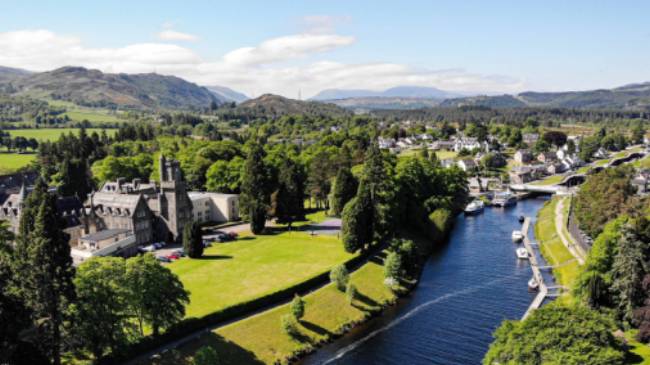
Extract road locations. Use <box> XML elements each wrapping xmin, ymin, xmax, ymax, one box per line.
<box><xmin>554</xmin><ymin>197</ymin><xmax>585</xmax><ymax>265</ymax></box>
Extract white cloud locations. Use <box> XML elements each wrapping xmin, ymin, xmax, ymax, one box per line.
<box><xmin>157</xmin><ymin>30</ymin><xmax>198</xmax><ymax>42</ymax></box>
<box><xmin>300</xmin><ymin>15</ymin><xmax>351</xmax><ymax>34</ymax></box>
<box><xmin>0</xmin><ymin>29</ymin><xmax>525</xmax><ymax>98</ymax></box>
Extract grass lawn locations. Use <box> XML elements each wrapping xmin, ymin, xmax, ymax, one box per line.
<box><xmin>530</xmin><ymin>174</ymin><xmax>565</xmax><ymax>186</ymax></box>
<box><xmin>627</xmin><ymin>331</ymin><xmax>650</xmax><ymax>365</ymax></box>
<box><xmin>169</xmin><ymin>230</ymin><xmax>354</xmax><ymax>319</ymax></box>
<box><xmin>633</xmin><ymin>155</ymin><xmax>650</xmax><ymax>169</ymax></box>
<box><xmin>146</xmin><ymin>250</ymin><xmax>398</xmax><ymax>365</ymax></box>
<box><xmin>0</xmin><ymin>153</ymin><xmax>36</xmax><ymax>174</ymax></box>
<box><xmin>534</xmin><ymin>197</ymin><xmax>581</xmax><ymax>298</ymax></box>
<box><xmin>398</xmin><ymin>148</ymin><xmax>457</xmax><ymax>161</ymax></box>
<box><xmin>7</xmin><ymin>128</ymin><xmax>116</xmax><ymax>142</ymax></box>
<box><xmin>47</xmin><ymin>99</ymin><xmax>125</xmax><ymax>123</ymax></box>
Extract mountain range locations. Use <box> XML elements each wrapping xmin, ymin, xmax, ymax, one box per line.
<box><xmin>207</xmin><ymin>85</ymin><xmax>249</xmax><ymax>103</ymax></box>
<box><xmin>232</xmin><ymin>94</ymin><xmax>350</xmax><ymax>119</ymax></box>
<box><xmin>310</xmin><ymin>86</ymin><xmax>463</xmax><ymax>100</ymax></box>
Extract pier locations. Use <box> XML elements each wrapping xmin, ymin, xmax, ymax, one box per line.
<box><xmin>521</xmin><ymin>217</ymin><xmax>548</xmax><ymax>320</ymax></box>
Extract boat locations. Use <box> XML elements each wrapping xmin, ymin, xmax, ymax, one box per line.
<box><xmin>516</xmin><ymin>247</ymin><xmax>529</xmax><ymax>259</ymax></box>
<box><xmin>518</xmin><ymin>215</ymin><xmax>525</xmax><ymax>223</ymax></box>
<box><xmin>528</xmin><ymin>277</ymin><xmax>539</xmax><ymax>291</ymax></box>
<box><xmin>464</xmin><ymin>200</ymin><xmax>485</xmax><ymax>215</ymax></box>
<box><xmin>492</xmin><ymin>191</ymin><xmax>517</xmax><ymax>207</ymax></box>
<box><xmin>511</xmin><ymin>230</ymin><xmax>524</xmax><ymax>242</ymax></box>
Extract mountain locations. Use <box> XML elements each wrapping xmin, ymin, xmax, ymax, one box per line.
<box><xmin>440</xmin><ymin>83</ymin><xmax>650</xmax><ymax>110</ymax></box>
<box><xmin>2</xmin><ymin>66</ymin><xmax>222</xmax><ymax>110</ymax></box>
<box><xmin>311</xmin><ymin>85</ymin><xmax>461</xmax><ymax>101</ymax></box>
<box><xmin>0</xmin><ymin>66</ymin><xmax>32</xmax><ymax>83</ymax></box>
<box><xmin>326</xmin><ymin>97</ymin><xmax>442</xmax><ymax>110</ymax></box>
<box><xmin>232</xmin><ymin>94</ymin><xmax>351</xmax><ymax>118</ymax></box>
<box><xmin>207</xmin><ymin>85</ymin><xmax>249</xmax><ymax>103</ymax></box>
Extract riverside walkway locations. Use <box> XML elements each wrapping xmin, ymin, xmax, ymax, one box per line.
<box><xmin>521</xmin><ymin>217</ymin><xmax>548</xmax><ymax>320</ymax></box>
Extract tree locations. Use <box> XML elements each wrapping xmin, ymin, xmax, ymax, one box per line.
<box><xmin>125</xmin><ymin>254</ymin><xmax>190</xmax><ymax>336</ymax></box>
<box><xmin>240</xmin><ymin>140</ymin><xmax>271</xmax><ymax>234</ymax></box>
<box><xmin>330</xmin><ymin>265</ymin><xmax>349</xmax><ymax>292</ymax></box>
<box><xmin>346</xmin><ymin>283</ymin><xmax>357</xmax><ymax>304</ymax></box>
<box><xmin>384</xmin><ymin>251</ymin><xmax>402</xmax><ymax>280</ymax></box>
<box><xmin>291</xmin><ymin>294</ymin><xmax>305</xmax><ymax>320</ymax></box>
<box><xmin>341</xmin><ymin>186</ymin><xmax>372</xmax><ymax>253</ymax></box>
<box><xmin>15</xmin><ymin>190</ymin><xmax>75</xmax><ymax>365</ymax></box>
<box><xmin>566</xmin><ymin>139</ymin><xmax>576</xmax><ymax>155</ymax></box>
<box><xmin>579</xmin><ymin>135</ymin><xmax>600</xmax><ymax>162</ymax></box>
<box><xmin>192</xmin><ymin>346</ymin><xmax>219</xmax><ymax>365</ymax></box>
<box><xmin>71</xmin><ymin>257</ymin><xmax>132</xmax><ymax>360</ymax></box>
<box><xmin>183</xmin><ymin>221</ymin><xmax>204</xmax><ymax>258</ymax></box>
<box><xmin>205</xmin><ymin>157</ymin><xmax>244</xmax><ymax>193</ymax></box>
<box><xmin>632</xmin><ymin>123</ymin><xmax>646</xmax><ymax>145</ymax></box>
<box><xmin>281</xmin><ymin>314</ymin><xmax>300</xmax><ymax>338</ymax></box>
<box><xmin>269</xmin><ymin>157</ymin><xmax>305</xmax><ymax>228</ymax></box>
<box><xmin>484</xmin><ymin>305</ymin><xmax>625</xmax><ymax>365</ymax></box>
<box><xmin>611</xmin><ymin>224</ymin><xmax>647</xmax><ymax>323</ymax></box>
<box><xmin>329</xmin><ymin>166</ymin><xmax>358</xmax><ymax>217</ymax></box>
<box><xmin>542</xmin><ymin>131</ymin><xmax>568</xmax><ymax>147</ymax></box>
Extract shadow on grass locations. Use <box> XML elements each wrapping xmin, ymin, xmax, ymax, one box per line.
<box><xmin>625</xmin><ymin>350</ymin><xmax>644</xmax><ymax>365</ymax></box>
<box><xmin>198</xmin><ymin>255</ymin><xmax>233</xmax><ymax>260</ymax></box>
<box><xmin>300</xmin><ymin>320</ymin><xmax>333</xmax><ymax>337</ymax></box>
<box><xmin>354</xmin><ymin>290</ymin><xmax>379</xmax><ymax>308</ymax></box>
<box><xmin>153</xmin><ymin>332</ymin><xmax>264</xmax><ymax>365</ymax></box>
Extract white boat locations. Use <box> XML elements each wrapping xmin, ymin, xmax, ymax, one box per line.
<box><xmin>511</xmin><ymin>230</ymin><xmax>524</xmax><ymax>242</ymax></box>
<box><xmin>528</xmin><ymin>277</ymin><xmax>539</xmax><ymax>291</ymax></box>
<box><xmin>464</xmin><ymin>200</ymin><xmax>485</xmax><ymax>215</ymax></box>
<box><xmin>516</xmin><ymin>247</ymin><xmax>529</xmax><ymax>259</ymax></box>
<box><xmin>493</xmin><ymin>191</ymin><xmax>517</xmax><ymax>207</ymax></box>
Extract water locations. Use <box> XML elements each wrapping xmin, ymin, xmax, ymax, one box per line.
<box><xmin>300</xmin><ymin>197</ymin><xmax>551</xmax><ymax>365</ymax></box>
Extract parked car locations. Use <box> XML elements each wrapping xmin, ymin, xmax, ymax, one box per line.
<box><xmin>173</xmin><ymin>249</ymin><xmax>185</xmax><ymax>257</ymax></box>
<box><xmin>153</xmin><ymin>242</ymin><xmax>165</xmax><ymax>249</ymax></box>
<box><xmin>156</xmin><ymin>256</ymin><xmax>171</xmax><ymax>263</ymax></box>
<box><xmin>140</xmin><ymin>245</ymin><xmax>155</xmax><ymax>252</ymax></box>
<box><xmin>167</xmin><ymin>254</ymin><xmax>180</xmax><ymax>260</ymax></box>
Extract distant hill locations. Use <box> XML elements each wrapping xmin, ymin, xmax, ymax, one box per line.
<box><xmin>207</xmin><ymin>85</ymin><xmax>249</xmax><ymax>103</ymax></box>
<box><xmin>0</xmin><ymin>66</ymin><xmax>32</xmax><ymax>85</ymax></box>
<box><xmin>440</xmin><ymin>83</ymin><xmax>650</xmax><ymax>110</ymax></box>
<box><xmin>232</xmin><ymin>94</ymin><xmax>351</xmax><ymax>118</ymax></box>
<box><xmin>1</xmin><ymin>66</ymin><xmax>222</xmax><ymax>110</ymax></box>
<box><xmin>327</xmin><ymin>97</ymin><xmax>442</xmax><ymax>110</ymax></box>
<box><xmin>311</xmin><ymin>85</ymin><xmax>461</xmax><ymax>101</ymax></box>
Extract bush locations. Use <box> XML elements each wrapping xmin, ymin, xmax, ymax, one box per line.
<box><xmin>384</xmin><ymin>251</ymin><xmax>402</xmax><ymax>280</ymax></box>
<box><xmin>192</xmin><ymin>346</ymin><xmax>218</xmax><ymax>365</ymax></box>
<box><xmin>346</xmin><ymin>283</ymin><xmax>357</xmax><ymax>304</ymax></box>
<box><xmin>330</xmin><ymin>265</ymin><xmax>349</xmax><ymax>292</ymax></box>
<box><xmin>428</xmin><ymin>208</ymin><xmax>452</xmax><ymax>243</ymax></box>
<box><xmin>281</xmin><ymin>314</ymin><xmax>300</xmax><ymax>338</ymax></box>
<box><xmin>291</xmin><ymin>294</ymin><xmax>305</xmax><ymax>320</ymax></box>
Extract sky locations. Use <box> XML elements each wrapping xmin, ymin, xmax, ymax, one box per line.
<box><xmin>0</xmin><ymin>0</ymin><xmax>649</xmax><ymax>98</ymax></box>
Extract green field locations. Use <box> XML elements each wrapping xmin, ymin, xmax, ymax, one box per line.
<box><xmin>530</xmin><ymin>174</ymin><xmax>565</xmax><ymax>186</ymax></box>
<box><xmin>7</xmin><ymin>128</ymin><xmax>116</xmax><ymax>142</ymax></box>
<box><xmin>0</xmin><ymin>153</ymin><xmax>36</xmax><ymax>174</ymax></box>
<box><xmin>146</xmin><ymin>249</ymin><xmax>398</xmax><ymax>365</ymax></box>
<box><xmin>534</xmin><ymin>197</ymin><xmax>581</xmax><ymax>302</ymax></box>
<box><xmin>399</xmin><ymin>148</ymin><xmax>457</xmax><ymax>160</ymax></box>
<box><xmin>47</xmin><ymin>99</ymin><xmax>125</xmax><ymax>123</ymax></box>
<box><xmin>169</xmin><ymin>230</ymin><xmax>354</xmax><ymax>319</ymax></box>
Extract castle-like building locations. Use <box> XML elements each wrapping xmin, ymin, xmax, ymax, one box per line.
<box><xmin>84</xmin><ymin>155</ymin><xmax>193</xmax><ymax>245</ymax></box>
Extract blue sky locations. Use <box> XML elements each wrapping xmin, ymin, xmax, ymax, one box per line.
<box><xmin>1</xmin><ymin>0</ymin><xmax>649</xmax><ymax>97</ymax></box>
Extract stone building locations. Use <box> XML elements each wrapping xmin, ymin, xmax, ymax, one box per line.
<box><xmin>85</xmin><ymin>155</ymin><xmax>193</xmax><ymax>244</ymax></box>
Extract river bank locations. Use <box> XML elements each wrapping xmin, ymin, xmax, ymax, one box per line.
<box><xmin>300</xmin><ymin>197</ymin><xmax>551</xmax><ymax>365</ymax></box>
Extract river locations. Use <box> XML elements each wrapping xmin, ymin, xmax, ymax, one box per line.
<box><xmin>300</xmin><ymin>196</ymin><xmax>553</xmax><ymax>365</ymax></box>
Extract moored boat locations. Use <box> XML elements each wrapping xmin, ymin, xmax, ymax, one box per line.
<box><xmin>493</xmin><ymin>191</ymin><xmax>517</xmax><ymax>207</ymax></box>
<box><xmin>528</xmin><ymin>277</ymin><xmax>539</xmax><ymax>291</ymax></box>
<box><xmin>518</xmin><ymin>215</ymin><xmax>525</xmax><ymax>223</ymax></box>
<box><xmin>464</xmin><ymin>200</ymin><xmax>485</xmax><ymax>215</ymax></box>
<box><xmin>516</xmin><ymin>247</ymin><xmax>529</xmax><ymax>259</ymax></box>
<box><xmin>511</xmin><ymin>230</ymin><xmax>523</xmax><ymax>242</ymax></box>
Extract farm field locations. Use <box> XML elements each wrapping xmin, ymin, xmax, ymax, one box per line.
<box><xmin>0</xmin><ymin>153</ymin><xmax>36</xmax><ymax>174</ymax></box>
<box><xmin>7</xmin><ymin>128</ymin><xmax>116</xmax><ymax>142</ymax></box>
<box><xmin>168</xmin><ymin>229</ymin><xmax>355</xmax><ymax>319</ymax></box>
<box><xmin>47</xmin><ymin>99</ymin><xmax>126</xmax><ymax>123</ymax></box>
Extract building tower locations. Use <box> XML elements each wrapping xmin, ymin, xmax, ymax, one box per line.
<box><xmin>158</xmin><ymin>155</ymin><xmax>192</xmax><ymax>242</ymax></box>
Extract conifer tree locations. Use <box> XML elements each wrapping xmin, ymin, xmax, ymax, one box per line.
<box><xmin>330</xmin><ymin>166</ymin><xmax>358</xmax><ymax>217</ymax></box>
<box><xmin>241</xmin><ymin>140</ymin><xmax>270</xmax><ymax>234</ymax></box>
<box><xmin>183</xmin><ymin>221</ymin><xmax>204</xmax><ymax>258</ymax></box>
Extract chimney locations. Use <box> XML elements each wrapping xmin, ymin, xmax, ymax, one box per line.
<box><xmin>117</xmin><ymin>178</ymin><xmax>125</xmax><ymax>190</ymax></box>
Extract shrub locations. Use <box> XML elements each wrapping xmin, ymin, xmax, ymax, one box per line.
<box><xmin>192</xmin><ymin>346</ymin><xmax>219</xmax><ymax>365</ymax></box>
<box><xmin>428</xmin><ymin>208</ymin><xmax>452</xmax><ymax>243</ymax></box>
<box><xmin>384</xmin><ymin>251</ymin><xmax>402</xmax><ymax>280</ymax></box>
<box><xmin>346</xmin><ymin>283</ymin><xmax>357</xmax><ymax>304</ymax></box>
<box><xmin>330</xmin><ymin>265</ymin><xmax>349</xmax><ymax>292</ymax></box>
<box><xmin>291</xmin><ymin>294</ymin><xmax>305</xmax><ymax>320</ymax></box>
<box><xmin>281</xmin><ymin>314</ymin><xmax>300</xmax><ymax>338</ymax></box>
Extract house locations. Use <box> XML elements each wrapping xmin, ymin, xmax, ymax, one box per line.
<box><xmin>594</xmin><ymin>147</ymin><xmax>609</xmax><ymax>159</ymax></box>
<box><xmin>457</xmin><ymin>159</ymin><xmax>477</xmax><ymax>172</ymax></box>
<box><xmin>537</xmin><ymin>152</ymin><xmax>556</xmax><ymax>163</ymax></box>
<box><xmin>430</xmin><ymin>140</ymin><xmax>455</xmax><ymax>151</ymax></box>
<box><xmin>440</xmin><ymin>158</ymin><xmax>456</xmax><ymax>169</ymax></box>
<box><xmin>632</xmin><ymin>170</ymin><xmax>650</xmax><ymax>194</ymax></box>
<box><xmin>523</xmin><ymin>133</ymin><xmax>540</xmax><ymax>145</ymax></box>
<box><xmin>546</xmin><ymin>163</ymin><xmax>566</xmax><ymax>175</ymax></box>
<box><xmin>188</xmin><ymin>192</ymin><xmax>239</xmax><ymax>224</ymax></box>
<box><xmin>453</xmin><ymin>137</ymin><xmax>484</xmax><ymax>152</ymax></box>
<box><xmin>378</xmin><ymin>137</ymin><xmax>396</xmax><ymax>149</ymax></box>
<box><xmin>514</xmin><ymin>150</ymin><xmax>533</xmax><ymax>163</ymax></box>
<box><xmin>509</xmin><ymin>166</ymin><xmax>535</xmax><ymax>184</ymax></box>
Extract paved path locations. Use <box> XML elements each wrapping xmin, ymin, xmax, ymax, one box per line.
<box><xmin>554</xmin><ymin>197</ymin><xmax>585</xmax><ymax>265</ymax></box>
<box><xmin>522</xmin><ymin>217</ymin><xmax>548</xmax><ymax>320</ymax></box>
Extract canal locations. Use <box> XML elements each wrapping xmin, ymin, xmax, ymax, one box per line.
<box><xmin>300</xmin><ymin>196</ymin><xmax>552</xmax><ymax>365</ymax></box>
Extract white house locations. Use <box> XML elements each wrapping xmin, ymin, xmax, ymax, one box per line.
<box><xmin>378</xmin><ymin>137</ymin><xmax>396</xmax><ymax>149</ymax></box>
<box><xmin>457</xmin><ymin>159</ymin><xmax>477</xmax><ymax>172</ymax></box>
<box><xmin>188</xmin><ymin>192</ymin><xmax>240</xmax><ymax>224</ymax></box>
<box><xmin>453</xmin><ymin>138</ymin><xmax>484</xmax><ymax>152</ymax></box>
<box><xmin>523</xmin><ymin>133</ymin><xmax>540</xmax><ymax>145</ymax></box>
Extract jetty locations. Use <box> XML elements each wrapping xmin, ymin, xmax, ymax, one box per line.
<box><xmin>521</xmin><ymin>217</ymin><xmax>548</xmax><ymax>320</ymax></box>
